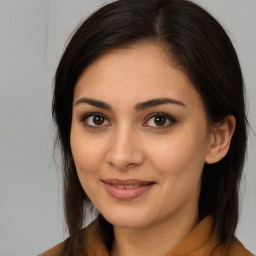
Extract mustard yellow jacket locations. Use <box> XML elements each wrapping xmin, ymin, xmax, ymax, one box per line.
<box><xmin>39</xmin><ymin>216</ymin><xmax>253</xmax><ymax>256</ymax></box>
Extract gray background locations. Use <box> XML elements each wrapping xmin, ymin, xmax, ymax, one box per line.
<box><xmin>0</xmin><ymin>0</ymin><xmax>255</xmax><ymax>255</ymax></box>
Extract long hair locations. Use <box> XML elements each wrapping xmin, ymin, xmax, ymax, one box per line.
<box><xmin>52</xmin><ymin>0</ymin><xmax>247</xmax><ymax>254</ymax></box>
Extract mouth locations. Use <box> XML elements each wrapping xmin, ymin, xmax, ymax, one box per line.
<box><xmin>102</xmin><ymin>179</ymin><xmax>156</xmax><ymax>200</ymax></box>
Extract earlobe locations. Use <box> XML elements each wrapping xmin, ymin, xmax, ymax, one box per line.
<box><xmin>205</xmin><ymin>115</ymin><xmax>236</xmax><ymax>164</ymax></box>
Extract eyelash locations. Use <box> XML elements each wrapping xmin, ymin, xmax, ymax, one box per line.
<box><xmin>143</xmin><ymin>112</ymin><xmax>176</xmax><ymax>129</ymax></box>
<box><xmin>80</xmin><ymin>112</ymin><xmax>110</xmax><ymax>129</ymax></box>
<box><xmin>80</xmin><ymin>112</ymin><xmax>176</xmax><ymax>129</ymax></box>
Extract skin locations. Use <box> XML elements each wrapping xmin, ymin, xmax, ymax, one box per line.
<box><xmin>70</xmin><ymin>44</ymin><xmax>235</xmax><ymax>256</ymax></box>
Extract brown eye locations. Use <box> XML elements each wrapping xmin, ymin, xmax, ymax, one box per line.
<box><xmin>154</xmin><ymin>116</ymin><xmax>167</xmax><ymax>126</ymax></box>
<box><xmin>93</xmin><ymin>115</ymin><xmax>105</xmax><ymax>125</ymax></box>
<box><xmin>82</xmin><ymin>114</ymin><xmax>110</xmax><ymax>128</ymax></box>
<box><xmin>143</xmin><ymin>113</ymin><xmax>176</xmax><ymax>129</ymax></box>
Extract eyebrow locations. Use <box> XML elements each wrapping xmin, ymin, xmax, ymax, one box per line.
<box><xmin>74</xmin><ymin>97</ymin><xmax>186</xmax><ymax>111</ymax></box>
<box><xmin>135</xmin><ymin>98</ymin><xmax>186</xmax><ymax>111</ymax></box>
<box><xmin>75</xmin><ymin>98</ymin><xmax>112</xmax><ymax>111</ymax></box>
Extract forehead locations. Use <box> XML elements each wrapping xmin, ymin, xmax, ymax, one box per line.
<box><xmin>73</xmin><ymin>44</ymin><xmax>203</xmax><ymax>111</ymax></box>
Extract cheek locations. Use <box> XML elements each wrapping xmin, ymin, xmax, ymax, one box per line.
<box><xmin>145</xmin><ymin>126</ymin><xmax>208</xmax><ymax>194</ymax></box>
<box><xmin>70</xmin><ymin>130</ymin><xmax>109</xmax><ymax>201</ymax></box>
<box><xmin>70</xmin><ymin>128</ymin><xmax>108</xmax><ymax>176</ymax></box>
<box><xmin>147</xmin><ymin>133</ymin><xmax>205</xmax><ymax>207</ymax></box>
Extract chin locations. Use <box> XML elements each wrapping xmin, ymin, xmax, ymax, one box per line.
<box><xmin>101</xmin><ymin>209</ymin><xmax>151</xmax><ymax>229</ymax></box>
<box><xmin>107</xmin><ymin>217</ymin><xmax>147</xmax><ymax>229</ymax></box>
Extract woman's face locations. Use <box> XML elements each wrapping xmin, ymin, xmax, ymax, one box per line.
<box><xmin>70</xmin><ymin>44</ymin><xmax>214</xmax><ymax>230</ymax></box>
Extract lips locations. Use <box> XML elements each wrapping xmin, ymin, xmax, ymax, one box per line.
<box><xmin>102</xmin><ymin>179</ymin><xmax>155</xmax><ymax>200</ymax></box>
<box><xmin>112</xmin><ymin>184</ymin><xmax>140</xmax><ymax>189</ymax></box>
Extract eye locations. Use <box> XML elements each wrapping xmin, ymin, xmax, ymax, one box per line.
<box><xmin>80</xmin><ymin>113</ymin><xmax>110</xmax><ymax>128</ymax></box>
<box><xmin>143</xmin><ymin>113</ymin><xmax>176</xmax><ymax>129</ymax></box>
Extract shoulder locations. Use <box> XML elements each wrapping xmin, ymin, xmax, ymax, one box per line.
<box><xmin>38</xmin><ymin>218</ymin><xmax>104</xmax><ymax>256</ymax></box>
<box><xmin>38</xmin><ymin>240</ymin><xmax>65</xmax><ymax>256</ymax></box>
<box><xmin>212</xmin><ymin>238</ymin><xmax>254</xmax><ymax>256</ymax></box>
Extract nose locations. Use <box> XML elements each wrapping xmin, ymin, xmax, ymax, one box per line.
<box><xmin>105</xmin><ymin>127</ymin><xmax>144</xmax><ymax>170</ymax></box>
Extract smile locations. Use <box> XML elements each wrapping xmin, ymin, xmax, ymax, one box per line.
<box><xmin>102</xmin><ymin>179</ymin><xmax>155</xmax><ymax>200</ymax></box>
<box><xmin>113</xmin><ymin>184</ymin><xmax>140</xmax><ymax>189</ymax></box>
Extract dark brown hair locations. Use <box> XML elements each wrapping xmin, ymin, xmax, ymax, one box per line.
<box><xmin>52</xmin><ymin>0</ymin><xmax>247</xmax><ymax>255</ymax></box>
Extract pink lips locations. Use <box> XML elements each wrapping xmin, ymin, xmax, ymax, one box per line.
<box><xmin>102</xmin><ymin>179</ymin><xmax>155</xmax><ymax>200</ymax></box>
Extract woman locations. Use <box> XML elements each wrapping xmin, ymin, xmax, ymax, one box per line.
<box><xmin>40</xmin><ymin>0</ymin><xmax>253</xmax><ymax>255</ymax></box>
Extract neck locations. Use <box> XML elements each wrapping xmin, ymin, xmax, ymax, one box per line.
<box><xmin>110</xmin><ymin>210</ymin><xmax>199</xmax><ymax>256</ymax></box>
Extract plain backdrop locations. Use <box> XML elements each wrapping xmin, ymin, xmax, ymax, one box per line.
<box><xmin>0</xmin><ymin>0</ymin><xmax>255</xmax><ymax>255</ymax></box>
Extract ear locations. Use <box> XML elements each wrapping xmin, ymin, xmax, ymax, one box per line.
<box><xmin>205</xmin><ymin>115</ymin><xmax>236</xmax><ymax>164</ymax></box>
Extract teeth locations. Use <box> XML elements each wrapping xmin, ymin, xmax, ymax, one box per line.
<box><xmin>115</xmin><ymin>184</ymin><xmax>140</xmax><ymax>189</ymax></box>
<box><xmin>116</xmin><ymin>185</ymin><xmax>125</xmax><ymax>188</ymax></box>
